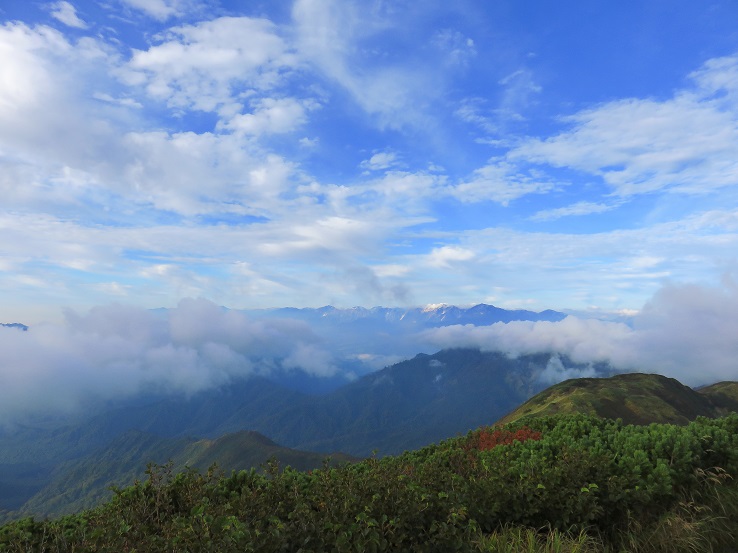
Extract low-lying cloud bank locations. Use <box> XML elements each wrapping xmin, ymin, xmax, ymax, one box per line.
<box><xmin>2</xmin><ymin>280</ymin><xmax>738</xmax><ymax>423</ymax></box>
<box><xmin>423</xmin><ymin>281</ymin><xmax>738</xmax><ymax>387</ymax></box>
<box><xmin>0</xmin><ymin>298</ymin><xmax>338</xmax><ymax>422</ymax></box>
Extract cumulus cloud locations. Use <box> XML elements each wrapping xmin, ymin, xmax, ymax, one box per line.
<box><xmin>422</xmin><ymin>280</ymin><xmax>738</xmax><ymax>387</ymax></box>
<box><xmin>0</xmin><ymin>299</ymin><xmax>338</xmax><ymax>423</ymax></box>
<box><xmin>359</xmin><ymin>152</ymin><xmax>400</xmax><ymax>172</ymax></box>
<box><xmin>121</xmin><ymin>16</ymin><xmax>296</xmax><ymax>113</ymax></box>
<box><xmin>220</xmin><ymin>97</ymin><xmax>318</xmax><ymax>136</ymax></box>
<box><xmin>427</xmin><ymin>245</ymin><xmax>475</xmax><ymax>268</ymax></box>
<box><xmin>118</xmin><ymin>130</ymin><xmax>298</xmax><ymax>215</ymax></box>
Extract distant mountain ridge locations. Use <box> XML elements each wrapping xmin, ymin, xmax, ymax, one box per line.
<box><xmin>251</xmin><ymin>303</ymin><xmax>566</xmax><ymax>327</ymax></box>
<box><xmin>0</xmin><ymin>323</ymin><xmax>27</xmax><ymax>331</ymax></box>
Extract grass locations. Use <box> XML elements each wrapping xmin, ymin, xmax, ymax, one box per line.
<box><xmin>477</xmin><ymin>525</ymin><xmax>601</xmax><ymax>552</ymax></box>
<box><xmin>474</xmin><ymin>469</ymin><xmax>738</xmax><ymax>553</ymax></box>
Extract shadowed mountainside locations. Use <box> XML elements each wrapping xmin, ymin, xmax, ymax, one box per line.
<box><xmin>3</xmin><ymin>360</ymin><xmax>738</xmax><ymax>522</ymax></box>
<box><xmin>0</xmin><ymin>348</ymin><xmax>599</xmax><ymax>518</ymax></box>
<box><xmin>7</xmin><ymin>429</ymin><xmax>356</xmax><ymax>520</ymax></box>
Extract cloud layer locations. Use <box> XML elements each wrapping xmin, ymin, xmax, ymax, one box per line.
<box><xmin>2</xmin><ymin>279</ymin><xmax>738</xmax><ymax>423</ymax></box>
<box><xmin>0</xmin><ymin>298</ymin><xmax>337</xmax><ymax>422</ymax></box>
<box><xmin>423</xmin><ymin>280</ymin><xmax>738</xmax><ymax>387</ymax></box>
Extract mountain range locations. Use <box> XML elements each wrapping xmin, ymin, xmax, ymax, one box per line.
<box><xmin>0</xmin><ymin>347</ymin><xmax>601</xmax><ymax>520</ymax></box>
<box><xmin>5</xmin><ymin>358</ymin><xmax>737</xmax><ymax>521</ymax></box>
<box><xmin>2</xmin><ymin>348</ymin><xmax>737</xmax><ymax>520</ymax></box>
<box><xmin>2</xmin><ymin>303</ymin><xmax>736</xmax><ymax>523</ymax></box>
<box><xmin>249</xmin><ymin>303</ymin><xmax>566</xmax><ymax>327</ymax></box>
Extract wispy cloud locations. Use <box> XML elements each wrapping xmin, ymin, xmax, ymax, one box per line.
<box><xmin>452</xmin><ymin>160</ymin><xmax>559</xmax><ymax>205</ymax></box>
<box><xmin>530</xmin><ymin>201</ymin><xmax>619</xmax><ymax>221</ymax></box>
<box><xmin>508</xmin><ymin>54</ymin><xmax>738</xmax><ymax>198</ymax></box>
<box><xmin>118</xmin><ymin>0</ymin><xmax>200</xmax><ymax>21</ymax></box>
<box><xmin>48</xmin><ymin>1</ymin><xmax>88</xmax><ymax>28</ymax></box>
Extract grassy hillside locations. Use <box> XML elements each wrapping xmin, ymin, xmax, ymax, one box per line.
<box><xmin>698</xmin><ymin>381</ymin><xmax>738</xmax><ymax>415</ymax></box>
<box><xmin>497</xmin><ymin>372</ymin><xmax>726</xmax><ymax>426</ymax></box>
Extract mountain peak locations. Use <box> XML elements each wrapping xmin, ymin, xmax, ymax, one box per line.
<box><xmin>422</xmin><ymin>303</ymin><xmax>450</xmax><ymax>312</ymax></box>
<box><xmin>0</xmin><ymin>322</ymin><xmax>28</xmax><ymax>331</ymax></box>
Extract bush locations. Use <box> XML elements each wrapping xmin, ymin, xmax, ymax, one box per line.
<box><xmin>2</xmin><ymin>413</ymin><xmax>738</xmax><ymax>552</ymax></box>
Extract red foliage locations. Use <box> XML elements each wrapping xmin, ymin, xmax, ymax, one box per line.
<box><xmin>465</xmin><ymin>426</ymin><xmax>542</xmax><ymax>452</ymax></box>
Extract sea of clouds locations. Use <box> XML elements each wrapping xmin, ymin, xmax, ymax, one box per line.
<box><xmin>2</xmin><ymin>280</ymin><xmax>738</xmax><ymax>422</ymax></box>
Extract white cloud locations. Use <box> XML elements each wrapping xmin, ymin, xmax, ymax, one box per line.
<box><xmin>0</xmin><ymin>23</ymin><xmax>139</xmax><ymax>216</ymax></box>
<box><xmin>455</xmin><ymin>97</ymin><xmax>499</xmax><ymax>134</ymax></box>
<box><xmin>92</xmin><ymin>92</ymin><xmax>142</xmax><ymax>108</ymax></box>
<box><xmin>385</xmin><ymin>207</ymin><xmax>738</xmax><ymax>312</ymax></box>
<box><xmin>497</xmin><ymin>68</ymin><xmax>541</xmax><ymax>121</ymax></box>
<box><xmin>291</xmin><ymin>0</ymin><xmax>447</xmax><ymax>129</ymax></box>
<box><xmin>363</xmin><ymin>171</ymin><xmax>445</xmax><ymax>213</ymax></box>
<box><xmin>537</xmin><ymin>353</ymin><xmax>600</xmax><ymax>384</ymax></box>
<box><xmin>452</xmin><ymin>160</ymin><xmax>559</xmax><ymax>205</ymax></box>
<box><xmin>118</xmin><ymin>0</ymin><xmax>197</xmax><ymax>21</ymax></box>
<box><xmin>0</xmin><ymin>23</ymin><xmax>70</xmax><ymax>118</ymax></box>
<box><xmin>530</xmin><ymin>201</ymin><xmax>619</xmax><ymax>221</ymax></box>
<box><xmin>48</xmin><ymin>1</ymin><xmax>88</xmax><ymax>29</ymax></box>
<box><xmin>118</xmin><ymin>130</ymin><xmax>299</xmax><ymax>215</ymax></box>
<box><xmin>220</xmin><ymin>97</ymin><xmax>318</xmax><ymax>136</ymax></box>
<box><xmin>421</xmin><ymin>279</ymin><xmax>738</xmax><ymax>387</ymax></box>
<box><xmin>455</xmin><ymin>67</ymin><xmax>541</xmax><ymax>136</ymax></box>
<box><xmin>359</xmin><ymin>151</ymin><xmax>400</xmax><ymax>172</ymax></box>
<box><xmin>121</xmin><ymin>17</ymin><xmax>296</xmax><ymax>113</ymax></box>
<box><xmin>422</xmin><ymin>316</ymin><xmax>632</xmax><ymax>363</ymax></box>
<box><xmin>0</xmin><ymin>299</ymin><xmax>339</xmax><ymax>422</ymax></box>
<box><xmin>432</xmin><ymin>29</ymin><xmax>476</xmax><ymax>67</ymax></box>
<box><xmin>282</xmin><ymin>343</ymin><xmax>339</xmax><ymax>377</ymax></box>
<box><xmin>427</xmin><ymin>245</ymin><xmax>475</xmax><ymax>268</ymax></box>
<box><xmin>509</xmin><ymin>54</ymin><xmax>738</xmax><ymax>198</ymax></box>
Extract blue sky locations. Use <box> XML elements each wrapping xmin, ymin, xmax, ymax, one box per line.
<box><xmin>3</xmin><ymin>0</ymin><xmax>738</xmax><ymax>323</ymax></box>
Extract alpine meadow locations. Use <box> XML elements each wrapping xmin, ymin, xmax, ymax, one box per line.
<box><xmin>2</xmin><ymin>1</ymin><xmax>738</xmax><ymax>551</ymax></box>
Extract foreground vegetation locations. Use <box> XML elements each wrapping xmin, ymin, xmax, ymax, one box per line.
<box><xmin>2</xmin><ymin>413</ymin><xmax>738</xmax><ymax>552</ymax></box>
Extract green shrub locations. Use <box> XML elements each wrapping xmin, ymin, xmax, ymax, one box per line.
<box><xmin>2</xmin><ymin>413</ymin><xmax>737</xmax><ymax>552</ymax></box>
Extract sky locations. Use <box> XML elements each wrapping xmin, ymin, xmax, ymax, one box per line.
<box><xmin>1</xmin><ymin>0</ymin><xmax>738</xmax><ymax>325</ymax></box>
<box><xmin>2</xmin><ymin>0</ymin><xmax>738</xmax><ymax>420</ymax></box>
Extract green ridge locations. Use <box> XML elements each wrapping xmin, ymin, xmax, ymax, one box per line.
<box><xmin>497</xmin><ymin>372</ymin><xmax>735</xmax><ymax>426</ymax></box>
